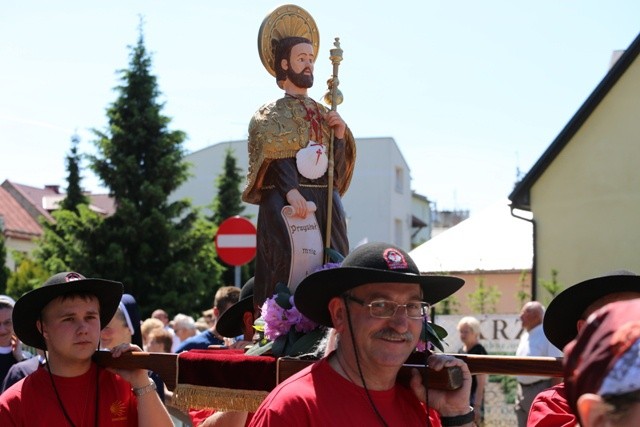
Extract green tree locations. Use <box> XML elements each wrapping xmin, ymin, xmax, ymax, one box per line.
<box><xmin>209</xmin><ymin>147</ymin><xmax>245</xmax><ymax>224</ymax></box>
<box><xmin>36</xmin><ymin>205</ymin><xmax>103</xmax><ymax>275</ymax></box>
<box><xmin>36</xmin><ymin>133</ymin><xmax>98</xmax><ymax>277</ymax></box>
<box><xmin>6</xmin><ymin>252</ymin><xmax>47</xmax><ymax>299</ymax></box>
<box><xmin>0</xmin><ymin>231</ymin><xmax>10</xmax><ymax>294</ymax></box>
<box><xmin>539</xmin><ymin>269</ymin><xmax>563</xmax><ymax>306</ymax></box>
<box><xmin>434</xmin><ymin>294</ymin><xmax>460</xmax><ymax>315</ymax></box>
<box><xmin>467</xmin><ymin>275</ymin><xmax>502</xmax><ymax>314</ymax></box>
<box><xmin>209</xmin><ymin>147</ymin><xmax>253</xmax><ymax>286</ymax></box>
<box><xmin>87</xmin><ymin>25</ymin><xmax>222</xmax><ymax>315</ymax></box>
<box><xmin>60</xmin><ymin>133</ymin><xmax>89</xmax><ymax>212</ymax></box>
<box><xmin>516</xmin><ymin>270</ymin><xmax>531</xmax><ymax>308</ymax></box>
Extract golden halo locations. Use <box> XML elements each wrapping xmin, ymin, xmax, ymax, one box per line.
<box><xmin>258</xmin><ymin>4</ymin><xmax>320</xmax><ymax>77</ymax></box>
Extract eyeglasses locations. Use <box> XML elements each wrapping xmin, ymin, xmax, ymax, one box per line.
<box><xmin>345</xmin><ymin>295</ymin><xmax>430</xmax><ymax>319</ymax></box>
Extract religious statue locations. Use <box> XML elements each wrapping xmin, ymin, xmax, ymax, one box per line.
<box><xmin>243</xmin><ymin>5</ymin><xmax>356</xmax><ymax>307</ymax></box>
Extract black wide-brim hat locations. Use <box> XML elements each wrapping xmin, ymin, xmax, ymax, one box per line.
<box><xmin>217</xmin><ymin>277</ymin><xmax>254</xmax><ymax>339</ymax></box>
<box><xmin>294</xmin><ymin>242</ymin><xmax>464</xmax><ymax>327</ymax></box>
<box><xmin>13</xmin><ymin>272</ymin><xmax>124</xmax><ymax>350</ymax></box>
<box><xmin>544</xmin><ymin>271</ymin><xmax>640</xmax><ymax>350</ymax></box>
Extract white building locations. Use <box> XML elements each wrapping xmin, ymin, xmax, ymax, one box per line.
<box><xmin>171</xmin><ymin>137</ymin><xmax>419</xmax><ymax>251</ymax></box>
<box><xmin>409</xmin><ymin>200</ymin><xmax>533</xmax><ymax>314</ymax></box>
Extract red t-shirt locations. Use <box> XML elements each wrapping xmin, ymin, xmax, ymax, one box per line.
<box><xmin>0</xmin><ymin>362</ymin><xmax>138</xmax><ymax>426</ymax></box>
<box><xmin>189</xmin><ymin>408</ymin><xmax>253</xmax><ymax>426</ymax></box>
<box><xmin>527</xmin><ymin>382</ymin><xmax>576</xmax><ymax>427</ymax></box>
<box><xmin>249</xmin><ymin>357</ymin><xmax>441</xmax><ymax>427</ymax></box>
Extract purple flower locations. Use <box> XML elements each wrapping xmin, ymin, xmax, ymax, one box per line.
<box><xmin>314</xmin><ymin>262</ymin><xmax>341</xmax><ymax>272</ymax></box>
<box><xmin>261</xmin><ymin>298</ymin><xmax>290</xmax><ymax>340</ymax></box>
<box><xmin>261</xmin><ymin>291</ymin><xmax>320</xmax><ymax>339</ymax></box>
<box><xmin>294</xmin><ymin>311</ymin><xmax>318</xmax><ymax>333</ymax></box>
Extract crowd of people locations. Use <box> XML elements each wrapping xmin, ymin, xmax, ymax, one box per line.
<box><xmin>3</xmin><ymin>250</ymin><xmax>639</xmax><ymax>427</ymax></box>
<box><xmin>2</xmin><ymin>12</ymin><xmax>640</xmax><ymax>427</ymax></box>
<box><xmin>0</xmin><ymin>247</ymin><xmax>639</xmax><ymax>426</ymax></box>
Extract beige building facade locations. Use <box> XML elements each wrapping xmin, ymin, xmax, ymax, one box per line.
<box><xmin>510</xmin><ymin>33</ymin><xmax>640</xmax><ymax>297</ymax></box>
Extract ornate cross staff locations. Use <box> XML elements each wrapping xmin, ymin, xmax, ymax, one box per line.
<box><xmin>324</xmin><ymin>38</ymin><xmax>343</xmax><ymax>263</ymax></box>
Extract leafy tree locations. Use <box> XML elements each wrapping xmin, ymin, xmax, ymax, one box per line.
<box><xmin>60</xmin><ymin>133</ymin><xmax>89</xmax><ymax>212</ymax></box>
<box><xmin>433</xmin><ymin>294</ymin><xmax>460</xmax><ymax>315</ymax></box>
<box><xmin>6</xmin><ymin>252</ymin><xmax>47</xmax><ymax>298</ymax></box>
<box><xmin>36</xmin><ymin>205</ymin><xmax>103</xmax><ymax>275</ymax></box>
<box><xmin>467</xmin><ymin>275</ymin><xmax>502</xmax><ymax>314</ymax></box>
<box><xmin>539</xmin><ymin>269</ymin><xmax>563</xmax><ymax>306</ymax></box>
<box><xmin>516</xmin><ymin>270</ymin><xmax>530</xmax><ymax>308</ymax></box>
<box><xmin>0</xmin><ymin>231</ymin><xmax>10</xmax><ymax>294</ymax></box>
<box><xmin>87</xmin><ymin>24</ymin><xmax>222</xmax><ymax>315</ymax></box>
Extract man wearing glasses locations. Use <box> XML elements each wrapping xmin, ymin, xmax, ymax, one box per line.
<box><xmin>249</xmin><ymin>242</ymin><xmax>475</xmax><ymax>427</ymax></box>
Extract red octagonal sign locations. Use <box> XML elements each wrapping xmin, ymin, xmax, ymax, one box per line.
<box><xmin>215</xmin><ymin>216</ymin><xmax>257</xmax><ymax>266</ymax></box>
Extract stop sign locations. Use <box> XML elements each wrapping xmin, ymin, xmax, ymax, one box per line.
<box><xmin>215</xmin><ymin>216</ymin><xmax>257</xmax><ymax>266</ymax></box>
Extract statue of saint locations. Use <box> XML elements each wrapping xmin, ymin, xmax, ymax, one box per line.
<box><xmin>243</xmin><ymin>6</ymin><xmax>356</xmax><ymax>307</ymax></box>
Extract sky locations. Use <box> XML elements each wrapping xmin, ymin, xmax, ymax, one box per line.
<box><xmin>2</xmin><ymin>1</ymin><xmax>639</xmax><ymax>214</ymax></box>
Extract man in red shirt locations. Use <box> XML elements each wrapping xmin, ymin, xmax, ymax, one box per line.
<box><xmin>527</xmin><ymin>271</ymin><xmax>640</xmax><ymax>426</ymax></box>
<box><xmin>250</xmin><ymin>242</ymin><xmax>475</xmax><ymax>427</ymax></box>
<box><xmin>0</xmin><ymin>271</ymin><xmax>173</xmax><ymax>426</ymax></box>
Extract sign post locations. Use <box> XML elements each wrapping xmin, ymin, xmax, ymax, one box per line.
<box><xmin>215</xmin><ymin>216</ymin><xmax>257</xmax><ymax>286</ymax></box>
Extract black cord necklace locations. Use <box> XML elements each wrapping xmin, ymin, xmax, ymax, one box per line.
<box><xmin>44</xmin><ymin>352</ymin><xmax>100</xmax><ymax>427</ymax></box>
<box><xmin>343</xmin><ymin>297</ymin><xmax>389</xmax><ymax>427</ymax></box>
<box><xmin>342</xmin><ymin>297</ymin><xmax>433</xmax><ymax>427</ymax></box>
<box><xmin>422</xmin><ymin>316</ymin><xmax>432</xmax><ymax>427</ymax></box>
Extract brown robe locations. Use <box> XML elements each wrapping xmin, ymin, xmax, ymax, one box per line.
<box><xmin>242</xmin><ymin>94</ymin><xmax>356</xmax><ymax>307</ymax></box>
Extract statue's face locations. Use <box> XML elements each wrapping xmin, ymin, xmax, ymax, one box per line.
<box><xmin>283</xmin><ymin>43</ymin><xmax>314</xmax><ymax>88</ymax></box>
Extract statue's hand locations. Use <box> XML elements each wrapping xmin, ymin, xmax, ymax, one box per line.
<box><xmin>286</xmin><ymin>189</ymin><xmax>309</xmax><ymax>218</ymax></box>
<box><xmin>325</xmin><ymin>111</ymin><xmax>346</xmax><ymax>139</ymax></box>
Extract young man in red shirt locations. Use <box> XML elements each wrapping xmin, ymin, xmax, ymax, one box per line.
<box><xmin>0</xmin><ymin>271</ymin><xmax>173</xmax><ymax>426</ymax></box>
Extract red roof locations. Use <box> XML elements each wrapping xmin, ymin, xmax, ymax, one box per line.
<box><xmin>6</xmin><ymin>181</ymin><xmax>58</xmax><ymax>222</ymax></box>
<box><xmin>0</xmin><ymin>185</ymin><xmax>42</xmax><ymax>240</ymax></box>
<box><xmin>1</xmin><ymin>180</ymin><xmax>116</xmax><ymax>241</ymax></box>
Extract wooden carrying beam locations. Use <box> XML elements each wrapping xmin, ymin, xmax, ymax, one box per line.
<box><xmin>93</xmin><ymin>351</ymin><xmax>563</xmax><ymax>392</ymax></box>
<box><xmin>94</xmin><ymin>351</ymin><xmax>180</xmax><ymax>390</ymax></box>
<box><xmin>276</xmin><ymin>358</ymin><xmax>465</xmax><ymax>390</ymax></box>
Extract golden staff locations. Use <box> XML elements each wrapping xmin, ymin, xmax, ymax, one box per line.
<box><xmin>323</xmin><ymin>38</ymin><xmax>344</xmax><ymax>263</ymax></box>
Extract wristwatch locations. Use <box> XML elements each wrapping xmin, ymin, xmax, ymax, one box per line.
<box><xmin>132</xmin><ymin>380</ymin><xmax>157</xmax><ymax>397</ymax></box>
<box><xmin>440</xmin><ymin>407</ymin><xmax>475</xmax><ymax>426</ymax></box>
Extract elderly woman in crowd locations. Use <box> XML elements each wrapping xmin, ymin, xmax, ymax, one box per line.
<box><xmin>564</xmin><ymin>298</ymin><xmax>640</xmax><ymax>426</ymax></box>
<box><xmin>457</xmin><ymin>316</ymin><xmax>488</xmax><ymax>425</ymax></box>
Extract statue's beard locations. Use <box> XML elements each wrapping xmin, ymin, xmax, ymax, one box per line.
<box><xmin>287</xmin><ymin>67</ymin><xmax>314</xmax><ymax>88</ymax></box>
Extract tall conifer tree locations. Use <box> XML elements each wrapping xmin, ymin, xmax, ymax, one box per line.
<box><xmin>88</xmin><ymin>24</ymin><xmax>221</xmax><ymax>315</ymax></box>
<box><xmin>210</xmin><ymin>147</ymin><xmax>244</xmax><ymax>224</ymax></box>
<box><xmin>210</xmin><ymin>147</ymin><xmax>252</xmax><ymax>285</ymax></box>
<box><xmin>60</xmin><ymin>133</ymin><xmax>89</xmax><ymax>211</ymax></box>
<box><xmin>36</xmin><ymin>134</ymin><xmax>97</xmax><ymax>275</ymax></box>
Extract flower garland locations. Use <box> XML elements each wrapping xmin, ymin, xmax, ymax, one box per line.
<box><xmin>249</xmin><ymin>249</ymin><xmax>449</xmax><ymax>357</ymax></box>
<box><xmin>249</xmin><ymin>259</ymin><xmax>343</xmax><ymax>358</ymax></box>
<box><xmin>261</xmin><ymin>288</ymin><xmax>318</xmax><ymax>340</ymax></box>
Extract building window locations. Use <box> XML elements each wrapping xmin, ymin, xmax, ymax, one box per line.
<box><xmin>394</xmin><ymin>218</ymin><xmax>403</xmax><ymax>247</ymax></box>
<box><xmin>395</xmin><ymin>167</ymin><xmax>404</xmax><ymax>194</ymax></box>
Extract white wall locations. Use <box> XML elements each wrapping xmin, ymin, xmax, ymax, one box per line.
<box><xmin>171</xmin><ymin>137</ymin><xmax>415</xmax><ymax>252</ymax></box>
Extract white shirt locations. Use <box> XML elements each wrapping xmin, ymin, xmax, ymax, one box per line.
<box><xmin>515</xmin><ymin>324</ymin><xmax>562</xmax><ymax>384</ymax></box>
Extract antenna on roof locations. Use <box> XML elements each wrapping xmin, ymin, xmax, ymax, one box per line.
<box><xmin>515</xmin><ymin>151</ymin><xmax>523</xmax><ymax>181</ymax></box>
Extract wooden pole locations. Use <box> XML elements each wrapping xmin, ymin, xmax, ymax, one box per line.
<box><xmin>93</xmin><ymin>351</ymin><xmax>563</xmax><ymax>392</ymax></box>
